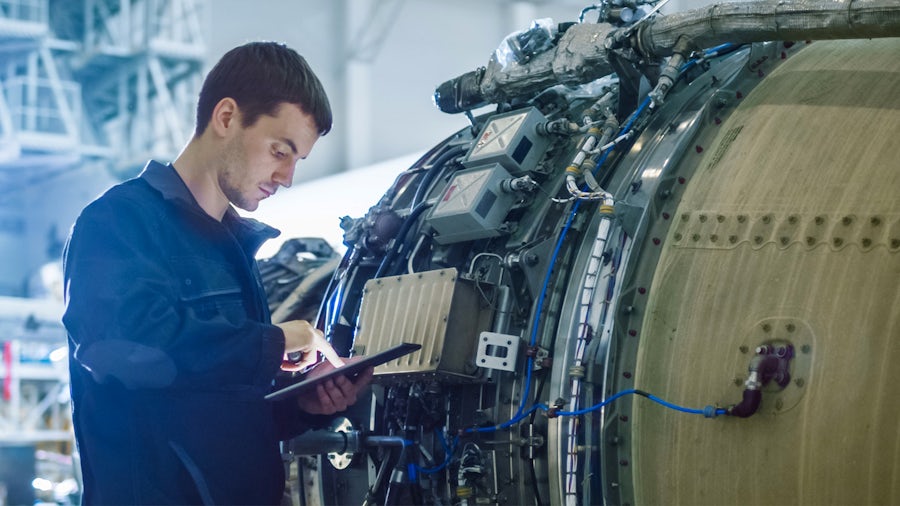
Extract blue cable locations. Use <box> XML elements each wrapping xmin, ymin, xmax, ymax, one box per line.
<box><xmin>557</xmin><ymin>388</ymin><xmax>726</xmax><ymax>417</ymax></box>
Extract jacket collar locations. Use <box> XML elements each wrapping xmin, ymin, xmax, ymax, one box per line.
<box><xmin>139</xmin><ymin>160</ymin><xmax>281</xmax><ymax>256</ymax></box>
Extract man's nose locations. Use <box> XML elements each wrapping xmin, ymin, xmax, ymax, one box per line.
<box><xmin>274</xmin><ymin>162</ymin><xmax>296</xmax><ymax>188</ymax></box>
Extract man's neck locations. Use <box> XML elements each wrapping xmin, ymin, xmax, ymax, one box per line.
<box><xmin>171</xmin><ymin>140</ymin><xmax>229</xmax><ymax>221</ymax></box>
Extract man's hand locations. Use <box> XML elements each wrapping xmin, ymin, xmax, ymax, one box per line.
<box><xmin>276</xmin><ymin>320</ymin><xmax>345</xmax><ymax>370</ymax></box>
<box><xmin>297</xmin><ymin>357</ymin><xmax>375</xmax><ymax>415</ymax></box>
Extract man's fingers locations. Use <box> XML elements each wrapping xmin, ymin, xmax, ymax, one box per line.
<box><xmin>314</xmin><ymin>383</ymin><xmax>336</xmax><ymax>413</ymax></box>
<box><xmin>296</xmin><ymin>351</ymin><xmax>318</xmax><ymax>371</ymax></box>
<box><xmin>314</xmin><ymin>333</ymin><xmax>345</xmax><ymax>368</ymax></box>
<box><xmin>318</xmin><ymin>380</ymin><xmax>348</xmax><ymax>412</ymax></box>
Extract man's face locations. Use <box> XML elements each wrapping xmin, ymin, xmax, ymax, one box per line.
<box><xmin>218</xmin><ymin>103</ymin><xmax>320</xmax><ymax>212</ymax></box>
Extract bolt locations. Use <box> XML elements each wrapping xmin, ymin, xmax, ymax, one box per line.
<box><xmin>806</xmin><ymin>237</ymin><xmax>816</xmax><ymax>246</ymax></box>
<box><xmin>693</xmin><ymin>234</ymin><xmax>701</xmax><ymax>242</ymax></box>
<box><xmin>699</xmin><ymin>214</ymin><xmax>708</xmax><ymax>222</ymax></box>
<box><xmin>815</xmin><ymin>216</ymin><xmax>825</xmax><ymax>226</ymax></box>
<box><xmin>871</xmin><ymin>217</ymin><xmax>882</xmax><ymax>227</ymax></box>
<box><xmin>754</xmin><ymin>236</ymin><xmax>764</xmax><ymax>245</ymax></box>
<box><xmin>833</xmin><ymin>237</ymin><xmax>844</xmax><ymax>247</ymax></box>
<box><xmin>801</xmin><ymin>344</ymin><xmax>811</xmax><ymax>354</ymax></box>
<box><xmin>775</xmin><ymin>398</ymin><xmax>784</xmax><ymax>411</ymax></box>
<box><xmin>795</xmin><ymin>378</ymin><xmax>805</xmax><ymax>387</ymax></box>
<box><xmin>620</xmin><ymin>415</ymin><xmax>629</xmax><ymax>422</ymax></box>
<box><xmin>662</xmin><ymin>212</ymin><xmax>671</xmax><ymax>220</ymax></box>
<box><xmin>710</xmin><ymin>234</ymin><xmax>718</xmax><ymax>243</ymax></box>
<box><xmin>674</xmin><ymin>233</ymin><xmax>683</xmax><ymax>241</ymax></box>
<box><xmin>786</xmin><ymin>323</ymin><xmax>796</xmax><ymax>333</ymax></box>
<box><xmin>780</xmin><ymin>236</ymin><xmax>790</xmax><ymax>246</ymax></box>
<box><xmin>737</xmin><ymin>215</ymin><xmax>747</xmax><ymax>223</ymax></box>
<box><xmin>681</xmin><ymin>213</ymin><xmax>690</xmax><ymax>222</ymax></box>
<box><xmin>717</xmin><ymin>215</ymin><xmax>726</xmax><ymax>223</ymax></box>
<box><xmin>762</xmin><ymin>215</ymin><xmax>771</xmax><ymax>224</ymax></box>
<box><xmin>729</xmin><ymin>235</ymin><xmax>738</xmax><ymax>244</ymax></box>
<box><xmin>761</xmin><ymin>323</ymin><xmax>772</xmax><ymax>332</ymax></box>
<box><xmin>862</xmin><ymin>238</ymin><xmax>872</xmax><ymax>248</ymax></box>
<box><xmin>739</xmin><ymin>345</ymin><xmax>749</xmax><ymax>353</ymax></box>
<box><xmin>733</xmin><ymin>377</ymin><xmax>743</xmax><ymax>386</ymax></box>
<box><xmin>620</xmin><ymin>459</ymin><xmax>629</xmax><ymax>466</ymax></box>
<box><xmin>788</xmin><ymin>215</ymin><xmax>798</xmax><ymax>224</ymax></box>
<box><xmin>842</xmin><ymin>216</ymin><xmax>853</xmax><ymax>226</ymax></box>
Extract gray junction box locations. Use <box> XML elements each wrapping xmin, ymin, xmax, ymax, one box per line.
<box><xmin>427</xmin><ymin>163</ymin><xmax>516</xmax><ymax>245</ymax></box>
<box><xmin>463</xmin><ymin>106</ymin><xmax>550</xmax><ymax>175</ymax></box>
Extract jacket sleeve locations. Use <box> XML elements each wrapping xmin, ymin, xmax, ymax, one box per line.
<box><xmin>62</xmin><ymin>194</ymin><xmax>285</xmax><ymax>391</ymax></box>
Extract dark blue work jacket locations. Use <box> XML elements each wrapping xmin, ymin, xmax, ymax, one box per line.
<box><xmin>63</xmin><ymin>161</ymin><xmax>321</xmax><ymax>505</ymax></box>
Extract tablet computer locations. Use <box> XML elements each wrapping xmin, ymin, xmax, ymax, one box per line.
<box><xmin>265</xmin><ymin>342</ymin><xmax>422</xmax><ymax>401</ymax></box>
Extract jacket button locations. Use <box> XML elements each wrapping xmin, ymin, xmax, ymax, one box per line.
<box><xmin>185</xmin><ymin>278</ymin><xmax>192</xmax><ymax>285</ymax></box>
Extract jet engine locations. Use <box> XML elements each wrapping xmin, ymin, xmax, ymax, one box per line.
<box><xmin>268</xmin><ymin>1</ymin><xmax>900</xmax><ymax>504</ymax></box>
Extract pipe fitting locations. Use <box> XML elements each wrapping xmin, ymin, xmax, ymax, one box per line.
<box><xmin>727</xmin><ymin>345</ymin><xmax>793</xmax><ymax>417</ymax></box>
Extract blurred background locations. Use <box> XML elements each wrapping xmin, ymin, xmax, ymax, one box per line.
<box><xmin>0</xmin><ymin>0</ymin><xmax>708</xmax><ymax>503</ymax></box>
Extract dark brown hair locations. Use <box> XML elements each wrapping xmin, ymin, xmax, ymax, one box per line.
<box><xmin>195</xmin><ymin>41</ymin><xmax>332</xmax><ymax>136</ymax></box>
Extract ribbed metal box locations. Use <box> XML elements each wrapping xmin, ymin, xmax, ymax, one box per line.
<box><xmin>352</xmin><ymin>268</ymin><xmax>493</xmax><ymax>381</ymax></box>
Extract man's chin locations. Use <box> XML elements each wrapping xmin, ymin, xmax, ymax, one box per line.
<box><xmin>234</xmin><ymin>200</ymin><xmax>260</xmax><ymax>212</ymax></box>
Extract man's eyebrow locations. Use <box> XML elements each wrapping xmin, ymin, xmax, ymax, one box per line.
<box><xmin>279</xmin><ymin>137</ymin><xmax>298</xmax><ymax>155</ymax></box>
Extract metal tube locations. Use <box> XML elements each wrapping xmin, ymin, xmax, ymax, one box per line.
<box><xmin>639</xmin><ymin>0</ymin><xmax>900</xmax><ymax>57</ymax></box>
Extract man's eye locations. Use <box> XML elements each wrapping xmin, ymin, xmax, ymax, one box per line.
<box><xmin>274</xmin><ymin>150</ymin><xmax>286</xmax><ymax>159</ymax></box>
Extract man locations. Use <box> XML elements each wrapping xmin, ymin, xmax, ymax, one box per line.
<box><xmin>62</xmin><ymin>42</ymin><xmax>372</xmax><ymax>504</ymax></box>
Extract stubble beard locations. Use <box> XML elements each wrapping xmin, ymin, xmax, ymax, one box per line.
<box><xmin>218</xmin><ymin>134</ymin><xmax>257</xmax><ymax>212</ymax></box>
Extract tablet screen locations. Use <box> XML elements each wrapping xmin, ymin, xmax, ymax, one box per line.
<box><xmin>265</xmin><ymin>342</ymin><xmax>422</xmax><ymax>401</ymax></box>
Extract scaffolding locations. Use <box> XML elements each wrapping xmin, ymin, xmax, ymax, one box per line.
<box><xmin>0</xmin><ymin>0</ymin><xmax>207</xmax><ymax>454</ymax></box>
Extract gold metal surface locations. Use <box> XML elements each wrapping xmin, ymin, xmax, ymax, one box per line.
<box><xmin>353</xmin><ymin>268</ymin><xmax>493</xmax><ymax>379</ymax></box>
<box><xmin>633</xmin><ymin>39</ymin><xmax>900</xmax><ymax>505</ymax></box>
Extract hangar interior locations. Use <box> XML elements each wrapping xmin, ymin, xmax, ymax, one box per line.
<box><xmin>1</xmin><ymin>1</ymin><xmax>655</xmax><ymax>501</ymax></box>
<box><xmin>0</xmin><ymin>0</ymin><xmax>897</xmax><ymax>505</ymax></box>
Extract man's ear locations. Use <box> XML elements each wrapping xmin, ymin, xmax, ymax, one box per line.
<box><xmin>210</xmin><ymin>97</ymin><xmax>240</xmax><ymax>137</ymax></box>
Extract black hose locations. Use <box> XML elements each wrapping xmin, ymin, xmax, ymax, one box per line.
<box><xmin>410</xmin><ymin>144</ymin><xmax>466</xmax><ymax>209</ymax></box>
<box><xmin>727</xmin><ymin>389</ymin><xmax>763</xmax><ymax>418</ymax></box>
<box><xmin>726</xmin><ymin>354</ymin><xmax>781</xmax><ymax>418</ymax></box>
<box><xmin>374</xmin><ymin>202</ymin><xmax>434</xmax><ymax>278</ymax></box>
